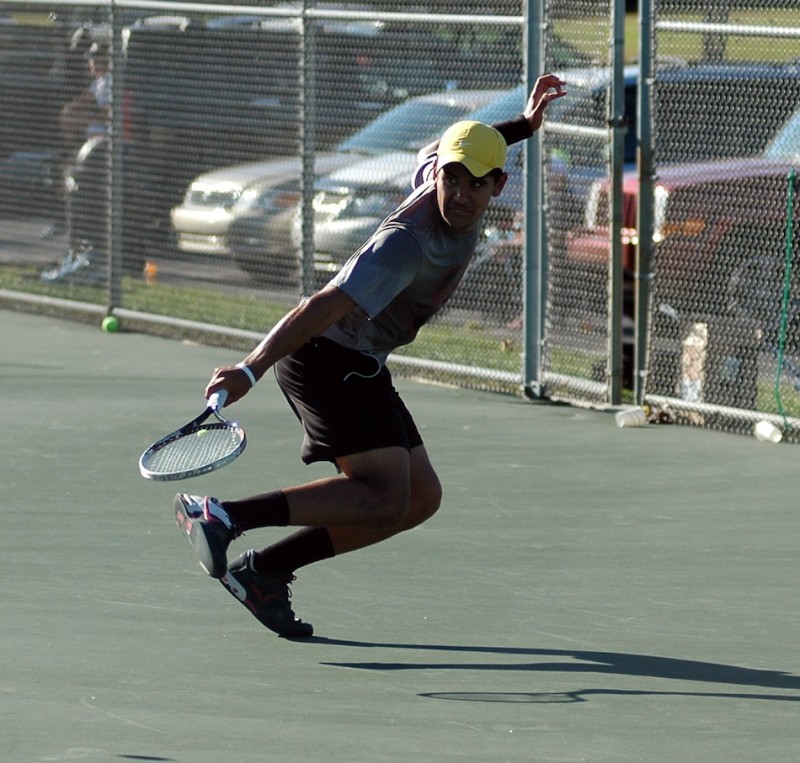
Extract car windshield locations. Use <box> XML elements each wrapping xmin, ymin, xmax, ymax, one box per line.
<box><xmin>337</xmin><ymin>98</ymin><xmax>491</xmax><ymax>155</ymax></box>
<box><xmin>337</xmin><ymin>82</ymin><xmax>584</xmax><ymax>158</ymax></box>
<box><xmin>470</xmin><ymin>81</ymin><xmax>589</xmax><ymax>124</ymax></box>
<box><xmin>467</xmin><ymin>85</ymin><xmax>526</xmax><ymax>123</ymax></box>
<box><xmin>764</xmin><ymin>110</ymin><xmax>800</xmax><ymax>160</ymax></box>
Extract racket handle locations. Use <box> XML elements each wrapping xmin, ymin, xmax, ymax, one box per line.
<box><xmin>208</xmin><ymin>389</ymin><xmax>229</xmax><ymax>412</ymax></box>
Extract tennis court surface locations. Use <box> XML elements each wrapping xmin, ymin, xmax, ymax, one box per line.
<box><xmin>3</xmin><ymin>308</ymin><xmax>799</xmax><ymax>762</ymax></box>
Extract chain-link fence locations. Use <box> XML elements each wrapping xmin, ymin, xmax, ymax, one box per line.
<box><xmin>539</xmin><ymin>0</ymin><xmax>800</xmax><ymax>442</ymax></box>
<box><xmin>540</xmin><ymin>0</ymin><xmax>617</xmax><ymax>406</ymax></box>
<box><xmin>2</xmin><ymin>0</ymin><xmax>799</xmax><ymax>440</ymax></box>
<box><xmin>641</xmin><ymin>0</ymin><xmax>800</xmax><ymax>439</ymax></box>
<box><xmin>0</xmin><ymin>0</ymin><xmax>534</xmax><ymax>393</ymax></box>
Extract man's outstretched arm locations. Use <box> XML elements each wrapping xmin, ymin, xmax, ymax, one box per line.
<box><xmin>416</xmin><ymin>73</ymin><xmax>567</xmax><ymax>162</ymax></box>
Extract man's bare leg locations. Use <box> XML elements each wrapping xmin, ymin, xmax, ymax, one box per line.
<box><xmin>324</xmin><ymin>444</ymin><xmax>442</xmax><ymax>555</ymax></box>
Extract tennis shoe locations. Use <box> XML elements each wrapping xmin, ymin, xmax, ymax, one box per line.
<box><xmin>174</xmin><ymin>493</ymin><xmax>237</xmax><ymax>579</ymax></box>
<box><xmin>221</xmin><ymin>550</ymin><xmax>314</xmax><ymax>639</ymax></box>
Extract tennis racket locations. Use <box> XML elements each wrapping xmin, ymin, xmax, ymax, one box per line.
<box><xmin>138</xmin><ymin>390</ymin><xmax>246</xmax><ymax>481</ymax></box>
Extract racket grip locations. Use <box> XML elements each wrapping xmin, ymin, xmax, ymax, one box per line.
<box><xmin>208</xmin><ymin>389</ymin><xmax>229</xmax><ymax>411</ymax></box>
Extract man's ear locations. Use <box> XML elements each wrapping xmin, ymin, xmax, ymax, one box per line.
<box><xmin>492</xmin><ymin>172</ymin><xmax>509</xmax><ymax>197</ymax></box>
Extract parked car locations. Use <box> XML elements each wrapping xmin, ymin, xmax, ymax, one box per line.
<box><xmin>121</xmin><ymin>12</ymin><xmax>482</xmax><ymax>263</ymax></box>
<box><xmin>567</xmin><ymin>92</ymin><xmax>800</xmax><ymax>312</ymax></box>
<box><xmin>174</xmin><ymin>88</ymin><xmax>512</xmax><ymax>282</ymax></box>
<box><xmin>568</xmin><ymin>157</ymin><xmax>796</xmax><ymax>308</ymax></box>
<box><xmin>564</xmin><ymin>100</ymin><xmax>800</xmax><ymax>394</ymax></box>
<box><xmin>171</xmin><ymin>156</ymin><xmax>342</xmax><ymax>258</ymax></box>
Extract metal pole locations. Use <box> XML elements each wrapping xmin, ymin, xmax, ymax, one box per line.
<box><xmin>522</xmin><ymin>0</ymin><xmax>544</xmax><ymax>398</ymax></box>
<box><xmin>635</xmin><ymin>0</ymin><xmax>655</xmax><ymax>405</ymax></box>
<box><xmin>300</xmin><ymin>2</ymin><xmax>317</xmax><ymax>296</ymax></box>
<box><xmin>607</xmin><ymin>0</ymin><xmax>626</xmax><ymax>404</ymax></box>
<box><xmin>107</xmin><ymin>0</ymin><xmax>125</xmax><ymax>311</ymax></box>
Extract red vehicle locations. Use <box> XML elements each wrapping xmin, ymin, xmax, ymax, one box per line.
<box><xmin>565</xmin><ymin>156</ymin><xmax>799</xmax><ymax>326</ymax></box>
<box><xmin>561</xmin><ymin>109</ymin><xmax>800</xmax><ymax>401</ymax></box>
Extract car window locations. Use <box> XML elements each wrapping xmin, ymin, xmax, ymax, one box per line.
<box><xmin>467</xmin><ymin>85</ymin><xmax>526</xmax><ymax>123</ymax></box>
<box><xmin>338</xmin><ymin>86</ymin><xmax>548</xmax><ymax>157</ymax></box>
<box><xmin>337</xmin><ymin>99</ymin><xmax>484</xmax><ymax>154</ymax></box>
<box><xmin>468</xmin><ymin>82</ymin><xmax>587</xmax><ymax>126</ymax></box>
<box><xmin>764</xmin><ymin>110</ymin><xmax>800</xmax><ymax>161</ymax></box>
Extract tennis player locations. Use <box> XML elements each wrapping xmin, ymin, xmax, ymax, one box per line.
<box><xmin>175</xmin><ymin>73</ymin><xmax>567</xmax><ymax>638</ymax></box>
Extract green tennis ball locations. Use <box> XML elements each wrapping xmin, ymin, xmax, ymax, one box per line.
<box><xmin>196</xmin><ymin>429</ymin><xmax>208</xmax><ymax>438</ymax></box>
<box><xmin>101</xmin><ymin>315</ymin><xmax>121</xmax><ymax>333</ymax></box>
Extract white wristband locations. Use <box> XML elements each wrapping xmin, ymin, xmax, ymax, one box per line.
<box><xmin>235</xmin><ymin>362</ymin><xmax>257</xmax><ymax>387</ymax></box>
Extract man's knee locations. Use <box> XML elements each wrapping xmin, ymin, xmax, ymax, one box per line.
<box><xmin>338</xmin><ymin>446</ymin><xmax>412</xmax><ymax>529</ymax></box>
<box><xmin>341</xmin><ymin>469</ymin><xmax>411</xmax><ymax>529</ymax></box>
<box><xmin>361</xmin><ymin>473</ymin><xmax>440</xmax><ymax>531</ymax></box>
<box><xmin>420</xmin><ymin>480</ymin><xmax>442</xmax><ymax>522</ymax></box>
<box><xmin>356</xmin><ymin>471</ymin><xmax>440</xmax><ymax>531</ymax></box>
<box><xmin>364</xmin><ymin>488</ymin><xmax>410</xmax><ymax>530</ymax></box>
<box><xmin>378</xmin><ymin>504</ymin><xmax>411</xmax><ymax>530</ymax></box>
<box><xmin>408</xmin><ymin>446</ymin><xmax>442</xmax><ymax>524</ymax></box>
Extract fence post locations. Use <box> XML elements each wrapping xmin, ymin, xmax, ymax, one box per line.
<box><xmin>608</xmin><ymin>0</ymin><xmax>627</xmax><ymax>405</ymax></box>
<box><xmin>107</xmin><ymin>0</ymin><xmax>124</xmax><ymax>312</ymax></box>
<box><xmin>300</xmin><ymin>2</ymin><xmax>317</xmax><ymax>297</ymax></box>
<box><xmin>522</xmin><ymin>0</ymin><xmax>545</xmax><ymax>398</ymax></box>
<box><xmin>635</xmin><ymin>0</ymin><xmax>655</xmax><ymax>405</ymax></box>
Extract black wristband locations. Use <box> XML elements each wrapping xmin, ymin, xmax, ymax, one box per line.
<box><xmin>492</xmin><ymin>115</ymin><xmax>534</xmax><ymax>146</ymax></box>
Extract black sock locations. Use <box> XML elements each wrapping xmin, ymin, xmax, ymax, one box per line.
<box><xmin>221</xmin><ymin>490</ymin><xmax>290</xmax><ymax>532</ymax></box>
<box><xmin>253</xmin><ymin>527</ymin><xmax>335</xmax><ymax>574</ymax></box>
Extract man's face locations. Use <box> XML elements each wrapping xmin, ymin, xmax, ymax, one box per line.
<box><xmin>435</xmin><ymin>162</ymin><xmax>508</xmax><ymax>234</ymax></box>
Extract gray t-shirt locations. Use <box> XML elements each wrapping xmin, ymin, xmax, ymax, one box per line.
<box><xmin>322</xmin><ymin>156</ymin><xmax>481</xmax><ymax>364</ymax></box>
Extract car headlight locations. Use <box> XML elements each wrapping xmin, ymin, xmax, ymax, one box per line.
<box><xmin>345</xmin><ymin>192</ymin><xmax>404</xmax><ymax>219</ymax></box>
<box><xmin>188</xmin><ymin>186</ymin><xmax>241</xmax><ymax>209</ymax></box>
<box><xmin>235</xmin><ymin>185</ymin><xmax>262</xmax><ymax>211</ymax></box>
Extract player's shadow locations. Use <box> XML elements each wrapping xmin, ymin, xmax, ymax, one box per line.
<box><xmin>309</xmin><ymin>638</ymin><xmax>800</xmax><ymax>700</ymax></box>
<box><xmin>419</xmin><ymin>688</ymin><xmax>800</xmax><ymax>704</ymax></box>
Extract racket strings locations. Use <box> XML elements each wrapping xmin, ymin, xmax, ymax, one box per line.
<box><xmin>144</xmin><ymin>426</ymin><xmax>244</xmax><ymax>474</ymax></box>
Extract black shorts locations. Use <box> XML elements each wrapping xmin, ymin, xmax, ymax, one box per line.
<box><xmin>274</xmin><ymin>337</ymin><xmax>423</xmax><ymax>465</ymax></box>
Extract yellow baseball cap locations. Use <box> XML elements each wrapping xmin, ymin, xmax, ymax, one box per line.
<box><xmin>437</xmin><ymin>120</ymin><xmax>507</xmax><ymax>178</ymax></box>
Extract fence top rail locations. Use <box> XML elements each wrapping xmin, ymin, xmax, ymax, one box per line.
<box><xmin>546</xmin><ymin>121</ymin><xmax>608</xmax><ymax>140</ymax></box>
<box><xmin>0</xmin><ymin>0</ymin><xmax>522</xmax><ymax>25</ymax></box>
<box><xmin>657</xmin><ymin>19</ymin><xmax>800</xmax><ymax>40</ymax></box>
